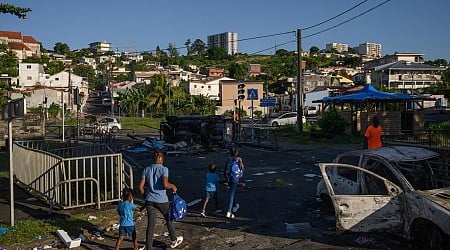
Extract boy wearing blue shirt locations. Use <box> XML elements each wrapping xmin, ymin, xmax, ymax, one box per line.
<box><xmin>115</xmin><ymin>188</ymin><xmax>138</xmax><ymax>250</ymax></box>
<box><xmin>201</xmin><ymin>163</ymin><xmax>221</xmax><ymax>217</ymax></box>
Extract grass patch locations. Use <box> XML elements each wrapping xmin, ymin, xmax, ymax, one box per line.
<box><xmin>0</xmin><ymin>209</ymin><xmax>114</xmax><ymax>247</ymax></box>
<box><xmin>119</xmin><ymin>117</ymin><xmax>165</xmax><ymax>130</ymax></box>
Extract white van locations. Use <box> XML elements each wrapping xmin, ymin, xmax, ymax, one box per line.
<box><xmin>306</xmin><ymin>106</ymin><xmax>318</xmax><ymax>116</ymax></box>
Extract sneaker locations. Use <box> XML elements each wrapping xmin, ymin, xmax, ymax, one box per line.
<box><xmin>232</xmin><ymin>203</ymin><xmax>240</xmax><ymax>213</ymax></box>
<box><xmin>226</xmin><ymin>212</ymin><xmax>235</xmax><ymax>219</ymax></box>
<box><xmin>200</xmin><ymin>210</ymin><xmax>206</xmax><ymax>217</ymax></box>
<box><xmin>170</xmin><ymin>236</ymin><xmax>183</xmax><ymax>248</ymax></box>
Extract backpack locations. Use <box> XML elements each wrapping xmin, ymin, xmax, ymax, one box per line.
<box><xmin>169</xmin><ymin>194</ymin><xmax>187</xmax><ymax>221</ymax></box>
<box><xmin>227</xmin><ymin>157</ymin><xmax>243</xmax><ymax>183</ymax></box>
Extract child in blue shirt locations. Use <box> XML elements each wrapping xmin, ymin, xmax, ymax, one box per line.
<box><xmin>115</xmin><ymin>188</ymin><xmax>138</xmax><ymax>250</ymax></box>
<box><xmin>201</xmin><ymin>163</ymin><xmax>221</xmax><ymax>217</ymax></box>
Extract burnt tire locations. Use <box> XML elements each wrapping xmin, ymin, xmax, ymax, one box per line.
<box><xmin>412</xmin><ymin>222</ymin><xmax>443</xmax><ymax>250</ymax></box>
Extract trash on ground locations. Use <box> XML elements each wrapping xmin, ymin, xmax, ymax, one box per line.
<box><xmin>285</xmin><ymin>222</ymin><xmax>311</xmax><ymax>233</ymax></box>
<box><xmin>87</xmin><ymin>215</ymin><xmax>97</xmax><ymax>220</ymax></box>
<box><xmin>56</xmin><ymin>229</ymin><xmax>81</xmax><ymax>248</ymax></box>
<box><xmin>225</xmin><ymin>235</ymin><xmax>245</xmax><ymax>244</ymax></box>
<box><xmin>0</xmin><ymin>228</ymin><xmax>8</xmax><ymax>236</ymax></box>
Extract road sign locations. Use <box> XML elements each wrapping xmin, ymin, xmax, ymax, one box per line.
<box><xmin>260</xmin><ymin>98</ymin><xmax>276</xmax><ymax>107</ymax></box>
<box><xmin>247</xmin><ymin>88</ymin><xmax>258</xmax><ymax>100</ymax></box>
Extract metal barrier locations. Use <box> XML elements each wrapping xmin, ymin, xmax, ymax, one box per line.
<box><xmin>13</xmin><ymin>140</ymin><xmax>133</xmax><ymax>209</ymax></box>
<box><xmin>383</xmin><ymin>129</ymin><xmax>450</xmax><ymax>148</ymax></box>
<box><xmin>239</xmin><ymin>125</ymin><xmax>278</xmax><ymax>149</ymax></box>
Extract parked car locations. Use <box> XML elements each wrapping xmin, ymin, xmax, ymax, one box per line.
<box><xmin>305</xmin><ymin>106</ymin><xmax>318</xmax><ymax>116</ymax></box>
<box><xmin>98</xmin><ymin>117</ymin><xmax>121</xmax><ymax>133</ymax></box>
<box><xmin>317</xmin><ymin>146</ymin><xmax>450</xmax><ymax>249</ymax></box>
<box><xmin>267</xmin><ymin>112</ymin><xmax>298</xmax><ymax>126</ymax></box>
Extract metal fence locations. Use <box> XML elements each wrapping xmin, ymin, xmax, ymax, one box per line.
<box><xmin>13</xmin><ymin>140</ymin><xmax>133</xmax><ymax>209</ymax></box>
<box><xmin>383</xmin><ymin>129</ymin><xmax>450</xmax><ymax>148</ymax></box>
<box><xmin>239</xmin><ymin>125</ymin><xmax>278</xmax><ymax>149</ymax></box>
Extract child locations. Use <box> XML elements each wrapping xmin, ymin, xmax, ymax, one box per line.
<box><xmin>201</xmin><ymin>163</ymin><xmax>221</xmax><ymax>217</ymax></box>
<box><xmin>223</xmin><ymin>146</ymin><xmax>245</xmax><ymax>218</ymax></box>
<box><xmin>115</xmin><ymin>188</ymin><xmax>138</xmax><ymax>250</ymax></box>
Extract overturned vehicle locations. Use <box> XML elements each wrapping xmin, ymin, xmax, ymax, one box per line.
<box><xmin>317</xmin><ymin>146</ymin><xmax>450</xmax><ymax>249</ymax></box>
<box><xmin>160</xmin><ymin>115</ymin><xmax>235</xmax><ymax>147</ymax></box>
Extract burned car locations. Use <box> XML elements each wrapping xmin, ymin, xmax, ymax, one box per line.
<box><xmin>317</xmin><ymin>146</ymin><xmax>450</xmax><ymax>249</ymax></box>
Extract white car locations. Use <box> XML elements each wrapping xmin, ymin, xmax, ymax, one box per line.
<box><xmin>98</xmin><ymin>117</ymin><xmax>121</xmax><ymax>133</ymax></box>
<box><xmin>267</xmin><ymin>112</ymin><xmax>298</xmax><ymax>126</ymax></box>
<box><xmin>317</xmin><ymin>146</ymin><xmax>450</xmax><ymax>249</ymax></box>
<box><xmin>306</xmin><ymin>106</ymin><xmax>318</xmax><ymax>116</ymax></box>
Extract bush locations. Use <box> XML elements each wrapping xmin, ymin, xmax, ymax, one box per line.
<box><xmin>316</xmin><ymin>107</ymin><xmax>349</xmax><ymax>136</ymax></box>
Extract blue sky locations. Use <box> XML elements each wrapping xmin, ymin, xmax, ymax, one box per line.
<box><xmin>1</xmin><ymin>0</ymin><xmax>449</xmax><ymax>61</ymax></box>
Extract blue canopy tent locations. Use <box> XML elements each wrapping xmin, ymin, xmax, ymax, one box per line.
<box><xmin>315</xmin><ymin>85</ymin><xmax>430</xmax><ymax>134</ymax></box>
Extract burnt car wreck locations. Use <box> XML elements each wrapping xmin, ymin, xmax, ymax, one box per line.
<box><xmin>160</xmin><ymin>115</ymin><xmax>235</xmax><ymax>148</ymax></box>
<box><xmin>317</xmin><ymin>146</ymin><xmax>450</xmax><ymax>249</ymax></box>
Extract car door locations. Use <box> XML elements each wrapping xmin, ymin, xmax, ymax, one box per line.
<box><xmin>319</xmin><ymin>163</ymin><xmax>404</xmax><ymax>234</ymax></box>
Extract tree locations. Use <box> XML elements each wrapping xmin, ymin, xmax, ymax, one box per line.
<box><xmin>45</xmin><ymin>61</ymin><xmax>65</xmax><ymax>75</ymax></box>
<box><xmin>191</xmin><ymin>39</ymin><xmax>206</xmax><ymax>57</ymax></box>
<box><xmin>207</xmin><ymin>47</ymin><xmax>228</xmax><ymax>60</ymax></box>
<box><xmin>167</xmin><ymin>43</ymin><xmax>179</xmax><ymax>58</ymax></box>
<box><xmin>184</xmin><ymin>39</ymin><xmax>191</xmax><ymax>56</ymax></box>
<box><xmin>0</xmin><ymin>3</ymin><xmax>31</xmax><ymax>19</ymax></box>
<box><xmin>309</xmin><ymin>46</ymin><xmax>320</xmax><ymax>55</ymax></box>
<box><xmin>0</xmin><ymin>44</ymin><xmax>19</xmax><ymax>77</ymax></box>
<box><xmin>54</xmin><ymin>42</ymin><xmax>70</xmax><ymax>55</ymax></box>
<box><xmin>228</xmin><ymin>63</ymin><xmax>246</xmax><ymax>79</ymax></box>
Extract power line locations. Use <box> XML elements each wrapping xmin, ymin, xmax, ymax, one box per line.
<box><xmin>302</xmin><ymin>0</ymin><xmax>369</xmax><ymax>31</ymax></box>
<box><xmin>303</xmin><ymin>0</ymin><xmax>391</xmax><ymax>39</ymax></box>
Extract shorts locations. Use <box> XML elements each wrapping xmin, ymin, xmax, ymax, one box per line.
<box><xmin>205</xmin><ymin>191</ymin><xmax>217</xmax><ymax>199</ymax></box>
<box><xmin>119</xmin><ymin>226</ymin><xmax>136</xmax><ymax>237</ymax></box>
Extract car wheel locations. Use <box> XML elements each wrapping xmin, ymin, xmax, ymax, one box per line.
<box><xmin>272</xmin><ymin>122</ymin><xmax>279</xmax><ymax>127</ymax></box>
<box><xmin>111</xmin><ymin>126</ymin><xmax>119</xmax><ymax>133</ymax></box>
<box><xmin>412</xmin><ymin>222</ymin><xmax>443</xmax><ymax>250</ymax></box>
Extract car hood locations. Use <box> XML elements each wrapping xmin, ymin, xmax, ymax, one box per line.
<box><xmin>416</xmin><ymin>188</ymin><xmax>450</xmax><ymax>211</ymax></box>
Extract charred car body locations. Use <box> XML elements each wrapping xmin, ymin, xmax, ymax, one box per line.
<box><xmin>317</xmin><ymin>146</ymin><xmax>450</xmax><ymax>249</ymax></box>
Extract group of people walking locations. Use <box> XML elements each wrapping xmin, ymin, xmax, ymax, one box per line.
<box><xmin>114</xmin><ymin>115</ymin><xmax>382</xmax><ymax>249</ymax></box>
<box><xmin>114</xmin><ymin>146</ymin><xmax>245</xmax><ymax>249</ymax></box>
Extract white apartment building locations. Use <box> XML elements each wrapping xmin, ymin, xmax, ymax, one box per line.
<box><xmin>356</xmin><ymin>42</ymin><xmax>382</xmax><ymax>58</ymax></box>
<box><xmin>89</xmin><ymin>41</ymin><xmax>111</xmax><ymax>53</ymax></box>
<box><xmin>187</xmin><ymin>77</ymin><xmax>235</xmax><ymax>100</ymax></box>
<box><xmin>207</xmin><ymin>32</ymin><xmax>238</xmax><ymax>55</ymax></box>
<box><xmin>326</xmin><ymin>42</ymin><xmax>348</xmax><ymax>53</ymax></box>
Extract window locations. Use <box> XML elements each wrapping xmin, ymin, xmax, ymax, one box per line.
<box><xmin>27</xmin><ymin>65</ymin><xmax>31</xmax><ymax>69</ymax></box>
<box><xmin>27</xmin><ymin>76</ymin><xmax>32</xmax><ymax>80</ymax></box>
<box><xmin>365</xmin><ymin>159</ymin><xmax>402</xmax><ymax>188</ymax></box>
<box><xmin>55</xmin><ymin>78</ymin><xmax>59</xmax><ymax>81</ymax></box>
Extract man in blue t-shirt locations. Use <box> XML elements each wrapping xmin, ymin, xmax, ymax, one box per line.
<box><xmin>115</xmin><ymin>188</ymin><xmax>138</xmax><ymax>250</ymax></box>
<box><xmin>139</xmin><ymin>149</ymin><xmax>183</xmax><ymax>249</ymax></box>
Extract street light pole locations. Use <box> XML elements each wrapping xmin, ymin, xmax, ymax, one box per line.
<box><xmin>296</xmin><ymin>29</ymin><xmax>303</xmax><ymax>132</ymax></box>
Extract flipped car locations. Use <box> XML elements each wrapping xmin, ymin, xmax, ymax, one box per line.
<box><xmin>317</xmin><ymin>146</ymin><xmax>450</xmax><ymax>249</ymax></box>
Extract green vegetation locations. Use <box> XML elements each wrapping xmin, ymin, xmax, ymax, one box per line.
<box><xmin>120</xmin><ymin>117</ymin><xmax>165</xmax><ymax>130</ymax></box>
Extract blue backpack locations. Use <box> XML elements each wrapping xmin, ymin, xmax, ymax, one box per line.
<box><xmin>169</xmin><ymin>194</ymin><xmax>187</xmax><ymax>221</ymax></box>
<box><xmin>227</xmin><ymin>157</ymin><xmax>243</xmax><ymax>183</ymax></box>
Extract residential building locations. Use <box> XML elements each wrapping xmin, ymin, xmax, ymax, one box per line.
<box><xmin>89</xmin><ymin>41</ymin><xmax>111</xmax><ymax>53</ymax></box>
<box><xmin>363</xmin><ymin>52</ymin><xmax>425</xmax><ymax>70</ymax></box>
<box><xmin>371</xmin><ymin>60</ymin><xmax>445</xmax><ymax>94</ymax></box>
<box><xmin>218</xmin><ymin>80</ymin><xmax>263</xmax><ymax>115</ymax></box>
<box><xmin>326</xmin><ymin>43</ymin><xmax>348</xmax><ymax>53</ymax></box>
<box><xmin>200</xmin><ymin>67</ymin><xmax>224</xmax><ymax>78</ymax></box>
<box><xmin>0</xmin><ymin>30</ymin><xmax>41</xmax><ymax>61</ymax></box>
<box><xmin>356</xmin><ymin>42</ymin><xmax>382</xmax><ymax>59</ymax></box>
<box><xmin>207</xmin><ymin>32</ymin><xmax>238</xmax><ymax>55</ymax></box>
<box><xmin>187</xmin><ymin>77</ymin><xmax>234</xmax><ymax>101</ymax></box>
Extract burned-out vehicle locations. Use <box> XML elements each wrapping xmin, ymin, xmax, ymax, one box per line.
<box><xmin>317</xmin><ymin>146</ymin><xmax>450</xmax><ymax>249</ymax></box>
<box><xmin>160</xmin><ymin>115</ymin><xmax>235</xmax><ymax>147</ymax></box>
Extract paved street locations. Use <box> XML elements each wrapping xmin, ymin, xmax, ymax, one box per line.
<box><xmin>1</xmin><ymin>137</ymin><xmax>412</xmax><ymax>249</ymax></box>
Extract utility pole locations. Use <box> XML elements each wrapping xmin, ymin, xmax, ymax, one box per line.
<box><xmin>296</xmin><ymin>29</ymin><xmax>303</xmax><ymax>132</ymax></box>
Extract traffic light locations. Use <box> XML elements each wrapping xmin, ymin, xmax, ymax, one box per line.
<box><xmin>237</xmin><ymin>82</ymin><xmax>245</xmax><ymax>100</ymax></box>
<box><xmin>73</xmin><ymin>88</ymin><xmax>81</xmax><ymax>106</ymax></box>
